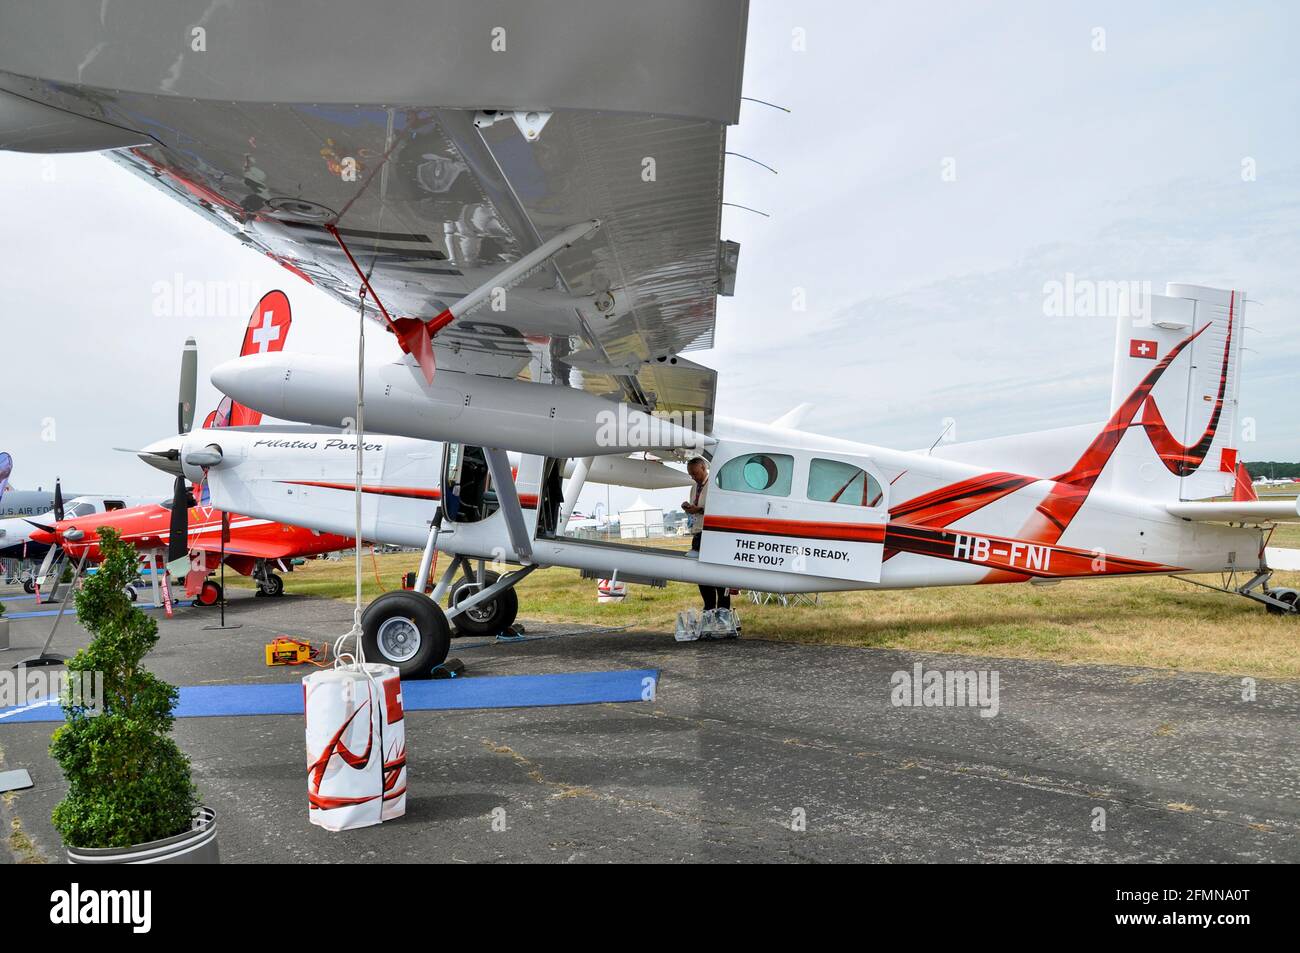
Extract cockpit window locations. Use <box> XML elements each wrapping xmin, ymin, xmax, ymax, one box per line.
<box><xmin>808</xmin><ymin>458</ymin><xmax>884</xmax><ymax>508</ymax></box>
<box><xmin>716</xmin><ymin>453</ymin><xmax>794</xmax><ymax>497</ymax></box>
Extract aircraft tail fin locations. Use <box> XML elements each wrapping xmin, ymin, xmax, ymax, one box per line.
<box><xmin>205</xmin><ymin>290</ymin><xmax>293</xmax><ymax>429</ymax></box>
<box><xmin>1101</xmin><ymin>284</ymin><xmax>1245</xmax><ymax>502</ymax></box>
<box><xmin>0</xmin><ymin>451</ymin><xmax>11</xmax><ymax>503</ymax></box>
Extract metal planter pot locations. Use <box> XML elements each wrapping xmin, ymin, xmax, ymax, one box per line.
<box><xmin>65</xmin><ymin>806</ymin><xmax>219</xmax><ymax>864</ymax></box>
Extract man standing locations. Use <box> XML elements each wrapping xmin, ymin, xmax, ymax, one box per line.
<box><xmin>683</xmin><ymin>456</ymin><xmax>730</xmax><ymax>611</ymax></box>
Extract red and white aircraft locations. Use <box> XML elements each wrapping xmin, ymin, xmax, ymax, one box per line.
<box><xmin>29</xmin><ymin>497</ymin><xmax>352</xmax><ymax>606</ymax></box>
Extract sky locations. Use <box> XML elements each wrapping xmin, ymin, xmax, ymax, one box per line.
<box><xmin>2</xmin><ymin>0</ymin><xmax>1298</xmax><ymax>517</ymax></box>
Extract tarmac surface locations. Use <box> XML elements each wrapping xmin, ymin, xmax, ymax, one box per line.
<box><xmin>1</xmin><ymin>585</ymin><xmax>1297</xmax><ymax>863</ymax></box>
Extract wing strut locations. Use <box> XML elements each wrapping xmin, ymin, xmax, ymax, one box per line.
<box><xmin>482</xmin><ymin>447</ymin><xmax>533</xmax><ymax>565</ymax></box>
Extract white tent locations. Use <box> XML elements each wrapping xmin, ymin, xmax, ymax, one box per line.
<box><xmin>619</xmin><ymin>496</ymin><xmax>664</xmax><ymax>539</ymax></box>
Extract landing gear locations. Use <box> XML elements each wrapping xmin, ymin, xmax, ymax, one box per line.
<box><xmin>1176</xmin><ymin>569</ymin><xmax>1299</xmax><ymax>615</ymax></box>
<box><xmin>361</xmin><ymin>590</ymin><xmax>452</xmax><ymax>678</ymax></box>
<box><xmin>257</xmin><ymin>573</ymin><xmax>285</xmax><ymax>598</ymax></box>
<box><xmin>448</xmin><ymin>570</ymin><xmax>519</xmax><ymax>637</ymax></box>
<box><xmin>1264</xmin><ymin>588</ymin><xmax>1298</xmax><ymax>616</ymax></box>
<box><xmin>196</xmin><ymin>580</ymin><xmax>223</xmax><ymax>607</ymax></box>
<box><xmin>22</xmin><ymin>577</ymin><xmax>35</xmax><ymax>594</ymax></box>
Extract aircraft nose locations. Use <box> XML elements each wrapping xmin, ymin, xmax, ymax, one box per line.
<box><xmin>26</xmin><ymin>525</ymin><xmax>54</xmax><ymax>545</ymax></box>
<box><xmin>211</xmin><ymin>354</ymin><xmax>287</xmax><ymax>419</ymax></box>
<box><xmin>139</xmin><ymin>434</ymin><xmax>185</xmax><ymax>476</ymax></box>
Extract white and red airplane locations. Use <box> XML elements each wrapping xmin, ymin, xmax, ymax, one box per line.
<box><xmin>163</xmin><ymin>283</ymin><xmax>1295</xmax><ymax>676</ymax></box>
<box><xmin>3</xmin><ymin>4</ymin><xmax>1295</xmax><ymax>678</ymax></box>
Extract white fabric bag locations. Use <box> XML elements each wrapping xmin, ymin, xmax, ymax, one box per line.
<box><xmin>304</xmin><ymin>663</ymin><xmax>407</xmax><ymax>831</ymax></box>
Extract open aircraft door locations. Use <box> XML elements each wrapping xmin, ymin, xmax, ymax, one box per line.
<box><xmin>699</xmin><ymin>443</ymin><xmax>890</xmax><ymax>584</ymax></box>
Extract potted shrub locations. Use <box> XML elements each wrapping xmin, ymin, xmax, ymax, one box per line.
<box><xmin>50</xmin><ymin>528</ymin><xmax>219</xmax><ymax>863</ymax></box>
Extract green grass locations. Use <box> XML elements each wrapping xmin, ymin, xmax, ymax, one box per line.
<box><xmin>264</xmin><ymin>552</ymin><xmax>1300</xmax><ymax>678</ymax></box>
<box><xmin>1267</xmin><ymin>523</ymin><xmax>1300</xmax><ymax>549</ymax></box>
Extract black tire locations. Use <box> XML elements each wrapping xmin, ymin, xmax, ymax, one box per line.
<box><xmin>259</xmin><ymin>573</ymin><xmax>285</xmax><ymax>597</ymax></box>
<box><xmin>22</xmin><ymin>577</ymin><xmax>35</xmax><ymax>594</ymax></box>
<box><xmin>1266</xmin><ymin>588</ymin><xmax>1299</xmax><ymax>616</ymax></box>
<box><xmin>362</xmin><ymin>590</ymin><xmax>451</xmax><ymax>678</ymax></box>
<box><xmin>448</xmin><ymin>571</ymin><xmax>519</xmax><ymax>637</ymax></box>
<box><xmin>196</xmin><ymin>580</ymin><xmax>223</xmax><ymax>607</ymax></box>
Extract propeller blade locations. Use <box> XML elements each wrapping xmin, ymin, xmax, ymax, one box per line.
<box><xmin>23</xmin><ymin>519</ymin><xmax>55</xmax><ymax>534</ymax></box>
<box><xmin>113</xmin><ymin>446</ymin><xmax>180</xmax><ymax>459</ymax></box>
<box><xmin>178</xmin><ymin>337</ymin><xmax>198</xmax><ymax>434</ymax></box>
<box><xmin>167</xmin><ymin>474</ymin><xmax>190</xmax><ymax>562</ymax></box>
<box><xmin>53</xmin><ymin>478</ymin><xmax>64</xmax><ymax>522</ymax></box>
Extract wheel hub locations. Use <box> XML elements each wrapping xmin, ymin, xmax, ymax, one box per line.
<box><xmin>376</xmin><ymin>616</ymin><xmax>422</xmax><ymax>662</ymax></box>
<box><xmin>456</xmin><ymin>586</ymin><xmax>496</xmax><ymax>624</ymax></box>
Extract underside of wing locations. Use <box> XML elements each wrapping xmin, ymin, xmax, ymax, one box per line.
<box><xmin>0</xmin><ymin>0</ymin><xmax>749</xmax><ymax>429</ymax></box>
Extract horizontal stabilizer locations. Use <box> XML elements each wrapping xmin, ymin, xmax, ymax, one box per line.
<box><xmin>1165</xmin><ymin>499</ymin><xmax>1300</xmax><ymax>524</ymax></box>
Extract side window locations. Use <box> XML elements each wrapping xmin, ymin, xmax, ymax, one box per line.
<box><xmin>808</xmin><ymin>458</ymin><xmax>884</xmax><ymax>508</ymax></box>
<box><xmin>716</xmin><ymin>452</ymin><xmax>794</xmax><ymax>497</ymax></box>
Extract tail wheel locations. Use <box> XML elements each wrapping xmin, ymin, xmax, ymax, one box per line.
<box><xmin>361</xmin><ymin>590</ymin><xmax>451</xmax><ymax>678</ymax></box>
<box><xmin>196</xmin><ymin>580</ymin><xmax>223</xmax><ymax>607</ymax></box>
<box><xmin>1266</xmin><ymin>588</ymin><xmax>1299</xmax><ymax>615</ymax></box>
<box><xmin>259</xmin><ymin>573</ymin><xmax>285</xmax><ymax>597</ymax></box>
<box><xmin>448</xmin><ymin>571</ymin><xmax>519</xmax><ymax>637</ymax></box>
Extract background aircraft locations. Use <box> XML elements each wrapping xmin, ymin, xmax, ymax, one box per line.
<box><xmin>0</xmin><ymin>474</ymin><xmax>152</xmax><ymax>590</ymax></box>
<box><xmin>0</xmin><ymin>453</ymin><xmax>86</xmax><ymax>519</ymax></box>
<box><xmin>25</xmin><ymin>291</ymin><xmax>352</xmax><ymax>604</ymax></box>
<box><xmin>28</xmin><ymin>496</ymin><xmax>352</xmax><ymax>605</ymax></box>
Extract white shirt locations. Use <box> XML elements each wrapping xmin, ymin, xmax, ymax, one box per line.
<box><xmin>688</xmin><ymin>477</ymin><xmax>709</xmax><ymax>533</ymax></box>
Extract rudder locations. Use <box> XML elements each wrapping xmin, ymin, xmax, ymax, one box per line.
<box><xmin>1103</xmin><ymin>284</ymin><xmax>1244</xmax><ymax>501</ymax></box>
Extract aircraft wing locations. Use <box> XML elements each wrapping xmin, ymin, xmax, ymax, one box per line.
<box><xmin>188</xmin><ymin>533</ymin><xmax>305</xmax><ymax>562</ymax></box>
<box><xmin>0</xmin><ymin>0</ymin><xmax>748</xmax><ymax>430</ymax></box>
<box><xmin>1165</xmin><ymin>499</ymin><xmax>1300</xmax><ymax>524</ymax></box>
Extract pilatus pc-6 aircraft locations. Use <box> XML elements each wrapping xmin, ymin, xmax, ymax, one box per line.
<box><xmin>1</xmin><ymin>1</ymin><xmax>1295</xmax><ymax>676</ymax></box>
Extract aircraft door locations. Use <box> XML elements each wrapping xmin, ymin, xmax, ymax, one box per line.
<box><xmin>699</xmin><ymin>443</ymin><xmax>889</xmax><ymax>584</ymax></box>
<box><xmin>441</xmin><ymin>444</ymin><xmax>495</xmax><ymax>524</ymax></box>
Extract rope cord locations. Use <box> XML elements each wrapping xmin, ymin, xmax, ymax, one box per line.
<box><xmin>333</xmin><ymin>286</ymin><xmax>368</xmax><ymax>668</ymax></box>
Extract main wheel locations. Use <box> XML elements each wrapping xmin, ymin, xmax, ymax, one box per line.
<box><xmin>447</xmin><ymin>571</ymin><xmax>519</xmax><ymax>637</ymax></box>
<box><xmin>259</xmin><ymin>573</ymin><xmax>285</xmax><ymax>597</ymax></box>
<box><xmin>361</xmin><ymin>590</ymin><xmax>451</xmax><ymax>678</ymax></box>
<box><xmin>196</xmin><ymin>580</ymin><xmax>223</xmax><ymax>607</ymax></box>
